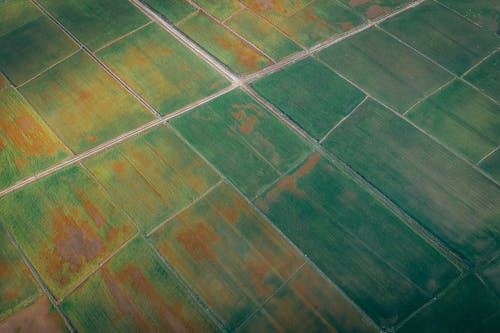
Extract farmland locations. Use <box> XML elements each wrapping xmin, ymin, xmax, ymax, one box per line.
<box><xmin>1</xmin><ymin>0</ymin><xmax>499</xmax><ymax>332</ymax></box>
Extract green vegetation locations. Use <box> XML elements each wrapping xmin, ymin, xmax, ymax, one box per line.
<box><xmin>341</xmin><ymin>0</ymin><xmax>412</xmax><ymax>19</ymax></box>
<box><xmin>178</xmin><ymin>13</ymin><xmax>270</xmax><ymax>74</ymax></box>
<box><xmin>323</xmin><ymin>99</ymin><xmax>500</xmax><ymax>264</ymax></box>
<box><xmin>252</xmin><ymin>57</ymin><xmax>365</xmax><ymax>139</ymax></box>
<box><xmin>0</xmin><ymin>0</ymin><xmax>77</xmax><ymax>85</ymax></box>
<box><xmin>408</xmin><ymin>80</ymin><xmax>500</xmax><ymax>162</ymax></box>
<box><xmin>0</xmin><ymin>230</ymin><xmax>40</xmax><ymax>320</ymax></box>
<box><xmin>61</xmin><ymin>237</ymin><xmax>219</xmax><ymax>332</ymax></box>
<box><xmin>239</xmin><ymin>0</ymin><xmax>311</xmax><ymax>23</ymax></box>
<box><xmin>193</xmin><ymin>0</ymin><xmax>240</xmax><ymax>20</ymax></box>
<box><xmin>172</xmin><ymin>89</ymin><xmax>312</xmax><ymax>197</ymax></box>
<box><xmin>481</xmin><ymin>256</ymin><xmax>500</xmax><ymax>296</ymax></box>
<box><xmin>0</xmin><ymin>165</ymin><xmax>136</xmax><ymax>299</ymax></box>
<box><xmin>38</xmin><ymin>0</ymin><xmax>149</xmax><ymax>50</ymax></box>
<box><xmin>382</xmin><ymin>1</ymin><xmax>499</xmax><ymax>75</ymax></box>
<box><xmin>0</xmin><ymin>88</ymin><xmax>70</xmax><ymax>190</ymax></box>
<box><xmin>256</xmin><ymin>153</ymin><xmax>458</xmax><ymax>327</ymax></box>
<box><xmin>438</xmin><ymin>0</ymin><xmax>500</xmax><ymax>35</ymax></box>
<box><xmin>141</xmin><ymin>0</ymin><xmax>195</xmax><ymax>23</ymax></box>
<box><xmin>227</xmin><ymin>10</ymin><xmax>302</xmax><ymax>61</ymax></box>
<box><xmin>151</xmin><ymin>183</ymin><xmax>305</xmax><ymax>330</ymax></box>
<box><xmin>97</xmin><ymin>23</ymin><xmax>228</xmax><ymax>115</ymax></box>
<box><xmin>465</xmin><ymin>51</ymin><xmax>500</xmax><ymax>102</ymax></box>
<box><xmin>398</xmin><ymin>275</ymin><xmax>499</xmax><ymax>333</ymax></box>
<box><xmin>318</xmin><ymin>28</ymin><xmax>452</xmax><ymax>112</ymax></box>
<box><xmin>20</xmin><ymin>51</ymin><xmax>153</xmax><ymax>153</ymax></box>
<box><xmin>84</xmin><ymin>125</ymin><xmax>220</xmax><ymax>233</ymax></box>
<box><xmin>479</xmin><ymin>148</ymin><xmax>500</xmax><ymax>182</ymax></box>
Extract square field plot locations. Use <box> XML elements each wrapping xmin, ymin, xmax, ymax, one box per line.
<box><xmin>251</xmin><ymin>57</ymin><xmax>365</xmax><ymax>140</ymax></box>
<box><xmin>465</xmin><ymin>50</ymin><xmax>500</xmax><ymax>103</ymax></box>
<box><xmin>382</xmin><ymin>1</ymin><xmax>499</xmax><ymax>75</ymax></box>
<box><xmin>0</xmin><ymin>88</ymin><xmax>70</xmax><ymax>190</ymax></box>
<box><xmin>438</xmin><ymin>0</ymin><xmax>500</xmax><ymax>35</ymax></box>
<box><xmin>178</xmin><ymin>13</ymin><xmax>271</xmax><ymax>74</ymax></box>
<box><xmin>0</xmin><ymin>166</ymin><xmax>136</xmax><ymax>299</ymax></box>
<box><xmin>38</xmin><ymin>0</ymin><xmax>150</xmax><ymax>50</ymax></box>
<box><xmin>322</xmin><ymin>98</ymin><xmax>500</xmax><ymax>265</ymax></box>
<box><xmin>256</xmin><ymin>153</ymin><xmax>458</xmax><ymax>327</ymax></box>
<box><xmin>171</xmin><ymin>89</ymin><xmax>312</xmax><ymax>197</ymax></box>
<box><xmin>0</xmin><ymin>230</ymin><xmax>40</xmax><ymax>320</ymax></box>
<box><xmin>341</xmin><ymin>0</ymin><xmax>412</xmax><ymax>20</ymax></box>
<box><xmin>0</xmin><ymin>296</ymin><xmax>69</xmax><ymax>333</ymax></box>
<box><xmin>97</xmin><ymin>23</ymin><xmax>229</xmax><ymax>115</ymax></box>
<box><xmin>318</xmin><ymin>28</ymin><xmax>452</xmax><ymax>113</ymax></box>
<box><xmin>0</xmin><ymin>0</ymin><xmax>78</xmax><ymax>85</ymax></box>
<box><xmin>141</xmin><ymin>0</ymin><xmax>196</xmax><ymax>23</ymax></box>
<box><xmin>408</xmin><ymin>80</ymin><xmax>500</xmax><ymax>163</ymax></box>
<box><xmin>61</xmin><ymin>237</ymin><xmax>219</xmax><ymax>332</ymax></box>
<box><xmin>84</xmin><ymin>125</ymin><xmax>220</xmax><ymax>234</ymax></box>
<box><xmin>20</xmin><ymin>51</ymin><xmax>154</xmax><ymax>153</ymax></box>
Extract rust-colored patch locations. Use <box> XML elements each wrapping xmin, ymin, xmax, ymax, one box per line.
<box><xmin>245</xmin><ymin>261</ymin><xmax>273</xmax><ymax>296</ymax></box>
<box><xmin>78</xmin><ymin>91</ymin><xmax>92</xmax><ymax>101</ymax></box>
<box><xmin>366</xmin><ymin>5</ymin><xmax>390</xmax><ymax>19</ymax></box>
<box><xmin>349</xmin><ymin>0</ymin><xmax>370</xmax><ymax>7</ymax></box>
<box><xmin>304</xmin><ymin>7</ymin><xmax>334</xmax><ymax>30</ymax></box>
<box><xmin>0</xmin><ymin>297</ymin><xmax>65</xmax><ymax>333</ymax></box>
<box><xmin>244</xmin><ymin>0</ymin><xmax>289</xmax><ymax>16</ymax></box>
<box><xmin>4</xmin><ymin>289</ymin><xmax>20</xmax><ymax>301</ymax></box>
<box><xmin>85</xmin><ymin>135</ymin><xmax>97</xmax><ymax>142</ymax></box>
<box><xmin>176</xmin><ymin>222</ymin><xmax>219</xmax><ymax>261</ymax></box>
<box><xmin>213</xmin><ymin>198</ymin><xmax>240</xmax><ymax>224</ymax></box>
<box><xmin>112</xmin><ymin>161</ymin><xmax>127</xmax><ymax>179</ymax></box>
<box><xmin>231</xmin><ymin>110</ymin><xmax>258</xmax><ymax>134</ymax></box>
<box><xmin>295</xmin><ymin>152</ymin><xmax>320</xmax><ymax>177</ymax></box>
<box><xmin>213</xmin><ymin>35</ymin><xmax>263</xmax><ymax>71</ymax></box>
<box><xmin>341</xmin><ymin>21</ymin><xmax>354</xmax><ymax>30</ymax></box>
<box><xmin>78</xmin><ymin>193</ymin><xmax>106</xmax><ymax>228</ymax></box>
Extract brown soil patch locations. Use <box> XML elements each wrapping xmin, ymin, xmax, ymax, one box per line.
<box><xmin>341</xmin><ymin>21</ymin><xmax>354</xmax><ymax>30</ymax></box>
<box><xmin>232</xmin><ymin>110</ymin><xmax>258</xmax><ymax>134</ymax></box>
<box><xmin>245</xmin><ymin>261</ymin><xmax>273</xmax><ymax>296</ymax></box>
<box><xmin>176</xmin><ymin>222</ymin><xmax>219</xmax><ymax>261</ymax></box>
<box><xmin>213</xmin><ymin>35</ymin><xmax>264</xmax><ymax>71</ymax></box>
<box><xmin>349</xmin><ymin>0</ymin><xmax>370</xmax><ymax>7</ymax></box>
<box><xmin>0</xmin><ymin>297</ymin><xmax>65</xmax><ymax>333</ymax></box>
<box><xmin>244</xmin><ymin>0</ymin><xmax>289</xmax><ymax>16</ymax></box>
<box><xmin>78</xmin><ymin>193</ymin><xmax>106</xmax><ymax>228</ymax></box>
<box><xmin>366</xmin><ymin>5</ymin><xmax>390</xmax><ymax>19</ymax></box>
<box><xmin>213</xmin><ymin>198</ymin><xmax>240</xmax><ymax>224</ymax></box>
<box><xmin>4</xmin><ymin>289</ymin><xmax>20</xmax><ymax>301</ymax></box>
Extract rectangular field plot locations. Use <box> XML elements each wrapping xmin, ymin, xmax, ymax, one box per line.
<box><xmin>141</xmin><ymin>0</ymin><xmax>196</xmax><ymax>23</ymax></box>
<box><xmin>318</xmin><ymin>28</ymin><xmax>452</xmax><ymax>113</ymax></box>
<box><xmin>408</xmin><ymin>80</ymin><xmax>500</xmax><ymax>163</ymax></box>
<box><xmin>0</xmin><ymin>296</ymin><xmax>68</xmax><ymax>333</ymax></box>
<box><xmin>0</xmin><ymin>88</ymin><xmax>70</xmax><ymax>190</ymax></box>
<box><xmin>227</xmin><ymin>9</ymin><xmax>302</xmax><ymax>61</ymax></box>
<box><xmin>0</xmin><ymin>165</ymin><xmax>136</xmax><ymax>299</ymax></box>
<box><xmin>0</xmin><ymin>0</ymin><xmax>78</xmax><ymax>85</ymax></box>
<box><xmin>239</xmin><ymin>263</ymin><xmax>377</xmax><ymax>333</ymax></box>
<box><xmin>398</xmin><ymin>275</ymin><xmax>499</xmax><ymax>333</ymax></box>
<box><xmin>38</xmin><ymin>0</ymin><xmax>150</xmax><ymax>50</ymax></box>
<box><xmin>465</xmin><ymin>50</ymin><xmax>500</xmax><ymax>103</ymax></box>
<box><xmin>341</xmin><ymin>0</ymin><xmax>412</xmax><ymax>19</ymax></box>
<box><xmin>178</xmin><ymin>13</ymin><xmax>271</xmax><ymax>74</ymax></box>
<box><xmin>382</xmin><ymin>1</ymin><xmax>499</xmax><ymax>75</ymax></box>
<box><xmin>150</xmin><ymin>183</ymin><xmax>305</xmax><ymax>330</ymax></box>
<box><xmin>171</xmin><ymin>89</ymin><xmax>312</xmax><ymax>197</ymax></box>
<box><xmin>84</xmin><ymin>125</ymin><xmax>220</xmax><ymax>233</ymax></box>
<box><xmin>438</xmin><ymin>0</ymin><xmax>500</xmax><ymax>34</ymax></box>
<box><xmin>0</xmin><ymin>230</ymin><xmax>40</xmax><ymax>320</ymax></box>
<box><xmin>61</xmin><ymin>237</ymin><xmax>219</xmax><ymax>332</ymax></box>
<box><xmin>480</xmin><ymin>148</ymin><xmax>500</xmax><ymax>182</ymax></box>
<box><xmin>251</xmin><ymin>57</ymin><xmax>365</xmax><ymax>140</ymax></box>
<box><xmin>255</xmin><ymin>153</ymin><xmax>458</xmax><ymax>327</ymax></box>
<box><xmin>20</xmin><ymin>51</ymin><xmax>153</xmax><ymax>153</ymax></box>
<box><xmin>323</xmin><ymin>99</ymin><xmax>500</xmax><ymax>264</ymax></box>
<box><xmin>97</xmin><ymin>23</ymin><xmax>228</xmax><ymax>115</ymax></box>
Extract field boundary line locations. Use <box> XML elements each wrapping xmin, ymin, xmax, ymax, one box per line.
<box><xmin>319</xmin><ymin>96</ymin><xmax>369</xmax><ymax>143</ymax></box>
<box><xmin>461</xmin><ymin>46</ymin><xmax>499</xmax><ymax>78</ymax></box>
<box><xmin>0</xmin><ymin>222</ymin><xmax>76</xmax><ymax>332</ymax></box>
<box><xmin>402</xmin><ymin>78</ymin><xmax>455</xmax><ymax>116</ymax></box>
<box><xmin>432</xmin><ymin>0</ymin><xmax>484</xmax><ymax>30</ymax></box>
<box><xmin>478</xmin><ymin>146</ymin><xmax>499</xmax><ymax>165</ymax></box>
<box><xmin>16</xmin><ymin>48</ymin><xmax>81</xmax><ymax>88</ymax></box>
<box><xmin>175</xmin><ymin>9</ymin><xmax>200</xmax><ymax>26</ymax></box>
<box><xmin>93</xmin><ymin>20</ymin><xmax>153</xmax><ymax>53</ymax></box>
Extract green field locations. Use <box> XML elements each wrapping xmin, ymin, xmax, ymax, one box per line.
<box><xmin>340</xmin><ymin>0</ymin><xmax>412</xmax><ymax>19</ymax></box>
<box><xmin>382</xmin><ymin>1</ymin><xmax>499</xmax><ymax>75</ymax></box>
<box><xmin>398</xmin><ymin>275</ymin><xmax>499</xmax><ymax>333</ymax></box>
<box><xmin>61</xmin><ymin>237</ymin><xmax>219</xmax><ymax>332</ymax></box>
<box><xmin>0</xmin><ymin>0</ymin><xmax>78</xmax><ymax>85</ymax></box>
<box><xmin>0</xmin><ymin>230</ymin><xmax>40</xmax><ymax>320</ymax></box>
<box><xmin>408</xmin><ymin>80</ymin><xmax>500</xmax><ymax>162</ymax></box>
<box><xmin>97</xmin><ymin>23</ymin><xmax>228</xmax><ymax>115</ymax></box>
<box><xmin>84</xmin><ymin>125</ymin><xmax>220</xmax><ymax>233</ymax></box>
<box><xmin>171</xmin><ymin>89</ymin><xmax>312</xmax><ymax>197</ymax></box>
<box><xmin>256</xmin><ymin>153</ymin><xmax>458</xmax><ymax>327</ymax></box>
<box><xmin>438</xmin><ymin>0</ymin><xmax>500</xmax><ymax>35</ymax></box>
<box><xmin>20</xmin><ymin>51</ymin><xmax>153</xmax><ymax>153</ymax></box>
<box><xmin>480</xmin><ymin>148</ymin><xmax>500</xmax><ymax>182</ymax></box>
<box><xmin>481</xmin><ymin>256</ymin><xmax>500</xmax><ymax>296</ymax></box>
<box><xmin>465</xmin><ymin>50</ymin><xmax>500</xmax><ymax>103</ymax></box>
<box><xmin>178</xmin><ymin>13</ymin><xmax>270</xmax><ymax>74</ymax></box>
<box><xmin>141</xmin><ymin>0</ymin><xmax>195</xmax><ymax>23</ymax></box>
<box><xmin>151</xmin><ymin>182</ymin><xmax>305</xmax><ymax>330</ymax></box>
<box><xmin>193</xmin><ymin>0</ymin><xmax>240</xmax><ymax>20</ymax></box>
<box><xmin>252</xmin><ymin>57</ymin><xmax>365</xmax><ymax>140</ymax></box>
<box><xmin>323</xmin><ymin>99</ymin><xmax>500</xmax><ymax>264</ymax></box>
<box><xmin>0</xmin><ymin>166</ymin><xmax>136</xmax><ymax>299</ymax></box>
<box><xmin>240</xmin><ymin>262</ymin><xmax>378</xmax><ymax>333</ymax></box>
<box><xmin>318</xmin><ymin>28</ymin><xmax>452</xmax><ymax>112</ymax></box>
<box><xmin>38</xmin><ymin>0</ymin><xmax>150</xmax><ymax>50</ymax></box>
<box><xmin>227</xmin><ymin>9</ymin><xmax>302</xmax><ymax>61</ymax></box>
<box><xmin>0</xmin><ymin>88</ymin><xmax>70</xmax><ymax>190</ymax></box>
